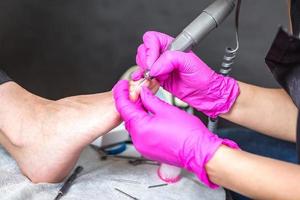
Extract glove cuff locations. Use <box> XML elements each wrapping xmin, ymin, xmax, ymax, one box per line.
<box><xmin>199</xmin><ymin>138</ymin><xmax>239</xmax><ymax>189</ymax></box>
<box><xmin>185</xmin><ymin>135</ymin><xmax>239</xmax><ymax>189</ymax></box>
<box><xmin>195</xmin><ymin>74</ymin><xmax>240</xmax><ymax>118</ymax></box>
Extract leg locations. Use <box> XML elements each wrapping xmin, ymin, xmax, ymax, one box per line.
<box><xmin>0</xmin><ymin>82</ymin><xmax>121</xmax><ymax>183</ymax></box>
<box><xmin>217</xmin><ymin>127</ymin><xmax>297</xmax><ymax>200</ymax></box>
<box><xmin>218</xmin><ymin>128</ymin><xmax>297</xmax><ymax>163</ymax></box>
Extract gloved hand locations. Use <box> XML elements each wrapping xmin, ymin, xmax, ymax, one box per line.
<box><xmin>113</xmin><ymin>80</ymin><xmax>239</xmax><ymax>188</ymax></box>
<box><xmin>133</xmin><ymin>31</ymin><xmax>240</xmax><ymax>118</ymax></box>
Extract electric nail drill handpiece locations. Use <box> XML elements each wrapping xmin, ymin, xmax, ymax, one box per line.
<box><xmin>169</xmin><ymin>0</ymin><xmax>236</xmax><ymax>52</ymax></box>
<box><xmin>143</xmin><ymin>0</ymin><xmax>236</xmax><ymax>80</ymax></box>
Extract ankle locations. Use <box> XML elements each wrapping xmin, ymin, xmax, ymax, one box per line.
<box><xmin>0</xmin><ymin>82</ymin><xmax>49</xmax><ymax>147</ymax></box>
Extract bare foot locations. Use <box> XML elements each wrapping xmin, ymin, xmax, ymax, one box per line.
<box><xmin>0</xmin><ymin>82</ymin><xmax>121</xmax><ymax>183</ymax></box>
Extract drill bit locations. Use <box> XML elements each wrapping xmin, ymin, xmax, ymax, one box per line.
<box><xmin>136</xmin><ymin>70</ymin><xmax>151</xmax><ymax>87</ymax></box>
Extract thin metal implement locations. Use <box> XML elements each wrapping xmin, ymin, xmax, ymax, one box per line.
<box><xmin>111</xmin><ymin>178</ymin><xmax>141</xmax><ymax>185</ymax></box>
<box><xmin>54</xmin><ymin>166</ymin><xmax>83</xmax><ymax>200</ymax></box>
<box><xmin>148</xmin><ymin>183</ymin><xmax>168</xmax><ymax>188</ymax></box>
<box><xmin>114</xmin><ymin>188</ymin><xmax>139</xmax><ymax>200</ymax></box>
<box><xmin>136</xmin><ymin>70</ymin><xmax>151</xmax><ymax>88</ymax></box>
<box><xmin>128</xmin><ymin>159</ymin><xmax>159</xmax><ymax>166</ymax></box>
<box><xmin>137</xmin><ymin>78</ymin><xmax>148</xmax><ymax>87</ymax></box>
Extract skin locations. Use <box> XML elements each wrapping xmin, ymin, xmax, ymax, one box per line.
<box><xmin>0</xmin><ymin>78</ymin><xmax>157</xmax><ymax>183</ymax></box>
<box><xmin>129</xmin><ymin>78</ymin><xmax>300</xmax><ymax>200</ymax></box>
<box><xmin>205</xmin><ymin>2</ymin><xmax>300</xmax><ymax>199</ymax></box>
<box><xmin>129</xmin><ymin>79</ymin><xmax>160</xmax><ymax>101</ymax></box>
<box><xmin>207</xmin><ymin>145</ymin><xmax>300</xmax><ymax>200</ymax></box>
<box><xmin>130</xmin><ymin>79</ymin><xmax>300</xmax><ymax>199</ymax></box>
<box><xmin>221</xmin><ymin>82</ymin><xmax>297</xmax><ymax>142</ymax></box>
<box><xmin>0</xmin><ymin>81</ymin><xmax>122</xmax><ymax>183</ymax></box>
<box><xmin>205</xmin><ymin>82</ymin><xmax>300</xmax><ymax>200</ymax></box>
<box><xmin>0</xmin><ymin>2</ymin><xmax>298</xmax><ymax>199</ymax></box>
<box><xmin>126</xmin><ymin>2</ymin><xmax>300</xmax><ymax>199</ymax></box>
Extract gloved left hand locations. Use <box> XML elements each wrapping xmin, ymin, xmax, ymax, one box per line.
<box><xmin>113</xmin><ymin>80</ymin><xmax>239</xmax><ymax>188</ymax></box>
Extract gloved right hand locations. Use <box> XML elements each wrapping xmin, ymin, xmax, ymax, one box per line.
<box><xmin>113</xmin><ymin>80</ymin><xmax>239</xmax><ymax>189</ymax></box>
<box><xmin>133</xmin><ymin>31</ymin><xmax>240</xmax><ymax>118</ymax></box>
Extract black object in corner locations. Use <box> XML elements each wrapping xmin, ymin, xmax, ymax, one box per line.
<box><xmin>0</xmin><ymin>69</ymin><xmax>12</xmax><ymax>85</ymax></box>
<box><xmin>265</xmin><ymin>27</ymin><xmax>300</xmax><ymax>163</ymax></box>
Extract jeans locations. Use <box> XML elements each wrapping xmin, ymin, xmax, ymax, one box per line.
<box><xmin>217</xmin><ymin>128</ymin><xmax>297</xmax><ymax>200</ymax></box>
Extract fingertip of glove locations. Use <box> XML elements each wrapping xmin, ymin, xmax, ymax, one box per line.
<box><xmin>222</xmin><ymin>139</ymin><xmax>240</xmax><ymax>150</ymax></box>
<box><xmin>113</xmin><ymin>80</ymin><xmax>129</xmax><ymax>98</ymax></box>
<box><xmin>149</xmin><ymin>69</ymin><xmax>157</xmax><ymax>77</ymax></box>
<box><xmin>131</xmin><ymin>70</ymin><xmax>142</xmax><ymax>81</ymax></box>
<box><xmin>143</xmin><ymin>31</ymin><xmax>156</xmax><ymax>40</ymax></box>
<box><xmin>140</xmin><ymin>86</ymin><xmax>154</xmax><ymax>102</ymax></box>
<box><xmin>140</xmin><ymin>86</ymin><xmax>152</xmax><ymax>95</ymax></box>
<box><xmin>114</xmin><ymin>80</ymin><xmax>129</xmax><ymax>89</ymax></box>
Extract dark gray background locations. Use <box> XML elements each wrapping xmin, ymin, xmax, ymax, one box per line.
<box><xmin>0</xmin><ymin>0</ymin><xmax>289</xmax><ymax>96</ymax></box>
<box><xmin>0</xmin><ymin>0</ymin><xmax>289</xmax><ymax>126</ymax></box>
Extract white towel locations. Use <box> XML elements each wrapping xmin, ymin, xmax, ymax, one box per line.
<box><xmin>0</xmin><ymin>145</ymin><xmax>225</xmax><ymax>200</ymax></box>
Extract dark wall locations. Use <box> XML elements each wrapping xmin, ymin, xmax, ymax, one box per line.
<box><xmin>0</xmin><ymin>0</ymin><xmax>288</xmax><ymax>100</ymax></box>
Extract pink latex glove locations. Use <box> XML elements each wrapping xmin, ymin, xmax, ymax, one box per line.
<box><xmin>113</xmin><ymin>80</ymin><xmax>239</xmax><ymax>188</ymax></box>
<box><xmin>133</xmin><ymin>31</ymin><xmax>240</xmax><ymax>118</ymax></box>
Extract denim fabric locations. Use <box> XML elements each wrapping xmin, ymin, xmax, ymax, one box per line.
<box><xmin>218</xmin><ymin>128</ymin><xmax>297</xmax><ymax>200</ymax></box>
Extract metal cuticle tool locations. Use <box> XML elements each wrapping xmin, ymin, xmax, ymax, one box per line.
<box><xmin>114</xmin><ymin>188</ymin><xmax>139</xmax><ymax>200</ymax></box>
